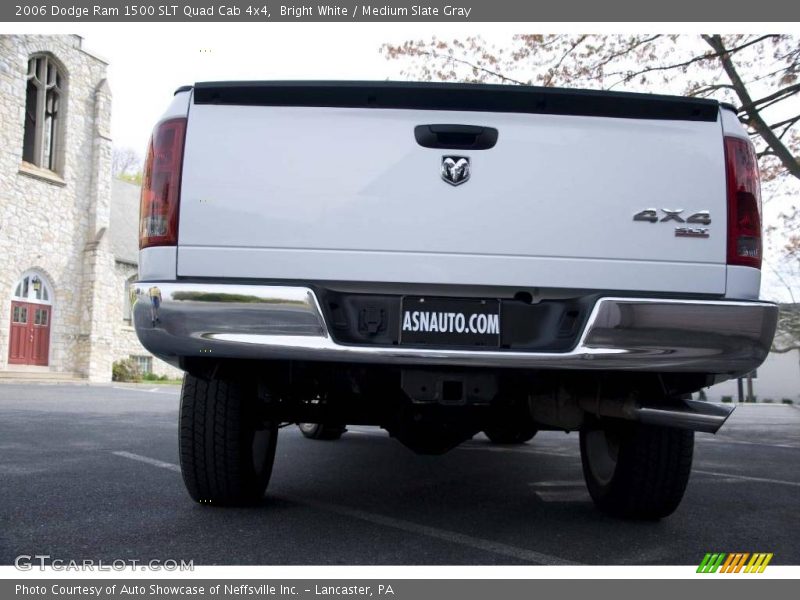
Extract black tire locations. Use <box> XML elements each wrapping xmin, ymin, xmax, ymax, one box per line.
<box><xmin>179</xmin><ymin>373</ymin><xmax>278</xmax><ymax>506</ymax></box>
<box><xmin>298</xmin><ymin>422</ymin><xmax>346</xmax><ymax>440</ymax></box>
<box><xmin>483</xmin><ymin>425</ymin><xmax>537</xmax><ymax>444</ymax></box>
<box><xmin>579</xmin><ymin>420</ymin><xmax>694</xmax><ymax>520</ymax></box>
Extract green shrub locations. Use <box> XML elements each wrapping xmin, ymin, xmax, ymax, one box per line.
<box><xmin>781</xmin><ymin>398</ymin><xmax>794</xmax><ymax>405</ymax></box>
<box><xmin>141</xmin><ymin>372</ymin><xmax>171</xmax><ymax>382</ymax></box>
<box><xmin>721</xmin><ymin>395</ymin><xmax>733</xmax><ymax>403</ymax></box>
<box><xmin>135</xmin><ymin>371</ymin><xmax>180</xmax><ymax>384</ymax></box>
<box><xmin>112</xmin><ymin>358</ymin><xmax>141</xmax><ymax>382</ymax></box>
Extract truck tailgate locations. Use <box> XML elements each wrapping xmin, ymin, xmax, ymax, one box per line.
<box><xmin>177</xmin><ymin>83</ymin><xmax>727</xmax><ymax>294</ymax></box>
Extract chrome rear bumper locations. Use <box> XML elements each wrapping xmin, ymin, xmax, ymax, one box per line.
<box><xmin>131</xmin><ymin>283</ymin><xmax>777</xmax><ymax>376</ymax></box>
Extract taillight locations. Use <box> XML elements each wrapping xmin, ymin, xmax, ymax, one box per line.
<box><xmin>724</xmin><ymin>136</ymin><xmax>762</xmax><ymax>269</ymax></box>
<box><xmin>139</xmin><ymin>117</ymin><xmax>186</xmax><ymax>249</ymax></box>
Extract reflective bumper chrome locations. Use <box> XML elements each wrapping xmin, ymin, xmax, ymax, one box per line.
<box><xmin>131</xmin><ymin>283</ymin><xmax>777</xmax><ymax>375</ymax></box>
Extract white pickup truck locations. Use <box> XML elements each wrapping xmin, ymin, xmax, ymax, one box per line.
<box><xmin>133</xmin><ymin>81</ymin><xmax>778</xmax><ymax>519</ymax></box>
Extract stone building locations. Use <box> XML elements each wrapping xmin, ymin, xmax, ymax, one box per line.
<box><xmin>0</xmin><ymin>34</ymin><xmax>180</xmax><ymax>381</ymax></box>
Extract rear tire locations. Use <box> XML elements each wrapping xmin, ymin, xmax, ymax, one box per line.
<box><xmin>298</xmin><ymin>422</ymin><xmax>346</xmax><ymax>440</ymax></box>
<box><xmin>483</xmin><ymin>425</ymin><xmax>537</xmax><ymax>444</ymax></box>
<box><xmin>579</xmin><ymin>419</ymin><xmax>693</xmax><ymax>520</ymax></box>
<box><xmin>179</xmin><ymin>373</ymin><xmax>278</xmax><ymax>506</ymax></box>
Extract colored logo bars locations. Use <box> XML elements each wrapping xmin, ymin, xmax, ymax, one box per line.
<box><xmin>697</xmin><ymin>553</ymin><xmax>773</xmax><ymax>573</ymax></box>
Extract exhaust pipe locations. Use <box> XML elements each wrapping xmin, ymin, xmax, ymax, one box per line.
<box><xmin>635</xmin><ymin>399</ymin><xmax>735</xmax><ymax>434</ymax></box>
<box><xmin>578</xmin><ymin>397</ymin><xmax>735</xmax><ymax>434</ymax></box>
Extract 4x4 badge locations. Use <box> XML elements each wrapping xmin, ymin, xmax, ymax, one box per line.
<box><xmin>633</xmin><ymin>209</ymin><xmax>711</xmax><ymax>224</ymax></box>
<box><xmin>441</xmin><ymin>156</ymin><xmax>470</xmax><ymax>186</ymax></box>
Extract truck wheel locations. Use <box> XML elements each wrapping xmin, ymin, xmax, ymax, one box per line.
<box><xmin>179</xmin><ymin>373</ymin><xmax>278</xmax><ymax>506</ymax></box>
<box><xmin>298</xmin><ymin>422</ymin><xmax>346</xmax><ymax>440</ymax></box>
<box><xmin>579</xmin><ymin>420</ymin><xmax>694</xmax><ymax>520</ymax></box>
<box><xmin>483</xmin><ymin>425</ymin><xmax>537</xmax><ymax>444</ymax></box>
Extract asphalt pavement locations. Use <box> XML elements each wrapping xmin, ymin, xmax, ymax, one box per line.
<box><xmin>0</xmin><ymin>382</ymin><xmax>798</xmax><ymax>566</ymax></box>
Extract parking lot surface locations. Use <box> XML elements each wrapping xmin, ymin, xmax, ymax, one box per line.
<box><xmin>0</xmin><ymin>383</ymin><xmax>798</xmax><ymax>565</ymax></box>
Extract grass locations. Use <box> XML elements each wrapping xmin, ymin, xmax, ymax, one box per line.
<box><xmin>140</xmin><ymin>373</ymin><xmax>182</xmax><ymax>385</ymax></box>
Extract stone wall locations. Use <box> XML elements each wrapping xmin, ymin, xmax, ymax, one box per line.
<box><xmin>0</xmin><ymin>35</ymin><xmax>113</xmax><ymax>380</ymax></box>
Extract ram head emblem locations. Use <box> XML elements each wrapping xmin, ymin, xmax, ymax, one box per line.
<box><xmin>441</xmin><ymin>156</ymin><xmax>471</xmax><ymax>186</ymax></box>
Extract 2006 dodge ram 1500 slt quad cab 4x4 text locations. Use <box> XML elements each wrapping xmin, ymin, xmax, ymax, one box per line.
<box><xmin>133</xmin><ymin>81</ymin><xmax>778</xmax><ymax>519</ymax></box>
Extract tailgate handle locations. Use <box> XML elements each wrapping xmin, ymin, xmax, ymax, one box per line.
<box><xmin>414</xmin><ymin>124</ymin><xmax>498</xmax><ymax>150</ymax></box>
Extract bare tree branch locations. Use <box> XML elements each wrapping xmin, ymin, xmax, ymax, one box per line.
<box><xmin>687</xmin><ymin>83</ymin><xmax>736</xmax><ymax>97</ymax></box>
<box><xmin>544</xmin><ymin>35</ymin><xmax>588</xmax><ymax>86</ymax></box>
<box><xmin>608</xmin><ymin>34</ymin><xmax>780</xmax><ymax>87</ymax></box>
<box><xmin>739</xmin><ymin>82</ymin><xmax>800</xmax><ymax>112</ymax></box>
<box><xmin>770</xmin><ymin>115</ymin><xmax>800</xmax><ymax>130</ymax></box>
<box><xmin>401</xmin><ymin>47</ymin><xmax>528</xmax><ymax>85</ymax></box>
<box><xmin>704</xmin><ymin>34</ymin><xmax>800</xmax><ymax>180</ymax></box>
<box><xmin>589</xmin><ymin>34</ymin><xmax>662</xmax><ymax>72</ymax></box>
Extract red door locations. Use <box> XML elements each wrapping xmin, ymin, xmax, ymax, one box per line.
<box><xmin>8</xmin><ymin>301</ymin><xmax>29</xmax><ymax>364</ymax></box>
<box><xmin>8</xmin><ymin>301</ymin><xmax>50</xmax><ymax>366</ymax></box>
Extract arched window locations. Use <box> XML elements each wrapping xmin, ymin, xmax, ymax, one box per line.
<box><xmin>12</xmin><ymin>271</ymin><xmax>52</xmax><ymax>304</ymax></box>
<box><xmin>23</xmin><ymin>54</ymin><xmax>65</xmax><ymax>172</ymax></box>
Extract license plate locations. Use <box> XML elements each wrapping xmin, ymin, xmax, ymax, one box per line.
<box><xmin>399</xmin><ymin>297</ymin><xmax>500</xmax><ymax>347</ymax></box>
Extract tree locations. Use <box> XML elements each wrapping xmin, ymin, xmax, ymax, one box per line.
<box><xmin>774</xmin><ymin>304</ymin><xmax>800</xmax><ymax>354</ymax></box>
<box><xmin>382</xmin><ymin>34</ymin><xmax>799</xmax><ymax>185</ymax></box>
<box><xmin>769</xmin><ymin>261</ymin><xmax>800</xmax><ymax>354</ymax></box>
<box><xmin>116</xmin><ymin>171</ymin><xmax>143</xmax><ymax>185</ymax></box>
<box><xmin>112</xmin><ymin>147</ymin><xmax>142</xmax><ymax>180</ymax></box>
